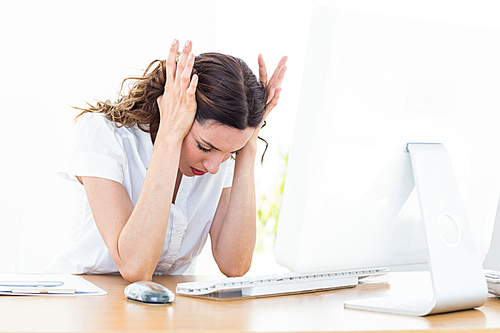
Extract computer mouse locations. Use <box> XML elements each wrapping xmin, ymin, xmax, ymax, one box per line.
<box><xmin>124</xmin><ymin>281</ymin><xmax>175</xmax><ymax>305</ymax></box>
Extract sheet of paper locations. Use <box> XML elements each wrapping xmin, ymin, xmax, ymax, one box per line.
<box><xmin>0</xmin><ymin>273</ymin><xmax>107</xmax><ymax>296</ymax></box>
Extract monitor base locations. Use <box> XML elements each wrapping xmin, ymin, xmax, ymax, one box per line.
<box><xmin>345</xmin><ymin>143</ymin><xmax>488</xmax><ymax>316</ymax></box>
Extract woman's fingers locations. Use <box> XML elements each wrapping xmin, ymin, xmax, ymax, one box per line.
<box><xmin>264</xmin><ymin>56</ymin><xmax>287</xmax><ymax>103</ymax></box>
<box><xmin>268</xmin><ymin>56</ymin><xmax>288</xmax><ymax>88</ymax></box>
<box><xmin>258</xmin><ymin>55</ymin><xmax>287</xmax><ymax>123</ymax></box>
<box><xmin>176</xmin><ymin>40</ymin><xmax>192</xmax><ymax>85</ymax></box>
<box><xmin>181</xmin><ymin>53</ymin><xmax>196</xmax><ymax>91</ymax></box>
<box><xmin>270</xmin><ymin>64</ymin><xmax>287</xmax><ymax>96</ymax></box>
<box><xmin>258</xmin><ymin>54</ymin><xmax>268</xmax><ymax>86</ymax></box>
<box><xmin>265</xmin><ymin>87</ymin><xmax>281</xmax><ymax>116</ymax></box>
<box><xmin>186</xmin><ymin>74</ymin><xmax>198</xmax><ymax>101</ymax></box>
<box><xmin>260</xmin><ymin>87</ymin><xmax>281</xmax><ymax>125</ymax></box>
<box><xmin>258</xmin><ymin>55</ymin><xmax>287</xmax><ymax>103</ymax></box>
<box><xmin>167</xmin><ymin>40</ymin><xmax>195</xmax><ymax>93</ymax></box>
<box><xmin>161</xmin><ymin>39</ymin><xmax>197</xmax><ymax>106</ymax></box>
<box><xmin>158</xmin><ymin>40</ymin><xmax>198</xmax><ymax>138</ymax></box>
<box><xmin>165</xmin><ymin>39</ymin><xmax>194</xmax><ymax>91</ymax></box>
<box><xmin>165</xmin><ymin>39</ymin><xmax>179</xmax><ymax>89</ymax></box>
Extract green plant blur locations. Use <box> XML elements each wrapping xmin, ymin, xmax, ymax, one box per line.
<box><xmin>255</xmin><ymin>150</ymin><xmax>289</xmax><ymax>253</ymax></box>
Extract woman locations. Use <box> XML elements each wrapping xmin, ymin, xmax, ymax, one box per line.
<box><xmin>45</xmin><ymin>40</ymin><xmax>287</xmax><ymax>282</ymax></box>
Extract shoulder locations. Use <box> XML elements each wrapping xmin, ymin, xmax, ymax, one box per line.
<box><xmin>73</xmin><ymin>113</ymin><xmax>137</xmax><ymax>143</ymax></box>
<box><xmin>71</xmin><ymin>113</ymin><xmax>139</xmax><ymax>157</ymax></box>
<box><xmin>61</xmin><ymin>113</ymin><xmax>132</xmax><ymax>185</ymax></box>
<box><xmin>74</xmin><ymin>112</ymin><xmax>119</xmax><ymax>134</ymax></box>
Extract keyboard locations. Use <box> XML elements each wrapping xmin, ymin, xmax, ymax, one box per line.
<box><xmin>176</xmin><ymin>267</ymin><xmax>388</xmax><ymax>300</ymax></box>
<box><xmin>485</xmin><ymin>269</ymin><xmax>500</xmax><ymax>296</ymax></box>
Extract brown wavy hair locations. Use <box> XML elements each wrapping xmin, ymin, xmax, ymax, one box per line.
<box><xmin>75</xmin><ymin>53</ymin><xmax>268</xmax><ymax>151</ymax></box>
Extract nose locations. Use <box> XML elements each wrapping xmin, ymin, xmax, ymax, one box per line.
<box><xmin>203</xmin><ymin>153</ymin><xmax>225</xmax><ymax>175</ymax></box>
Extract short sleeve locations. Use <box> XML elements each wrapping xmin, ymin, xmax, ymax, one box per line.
<box><xmin>58</xmin><ymin>113</ymin><xmax>126</xmax><ymax>185</ymax></box>
<box><xmin>222</xmin><ymin>157</ymin><xmax>235</xmax><ymax>188</ymax></box>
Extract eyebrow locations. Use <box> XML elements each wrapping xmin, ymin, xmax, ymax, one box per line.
<box><xmin>200</xmin><ymin>139</ymin><xmax>245</xmax><ymax>153</ymax></box>
<box><xmin>200</xmin><ymin>139</ymin><xmax>220</xmax><ymax>151</ymax></box>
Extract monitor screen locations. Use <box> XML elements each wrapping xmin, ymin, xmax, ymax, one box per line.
<box><xmin>275</xmin><ymin>7</ymin><xmax>500</xmax><ymax>274</ymax></box>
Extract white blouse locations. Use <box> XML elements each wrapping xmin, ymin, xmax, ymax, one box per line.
<box><xmin>45</xmin><ymin>113</ymin><xmax>234</xmax><ymax>275</ymax></box>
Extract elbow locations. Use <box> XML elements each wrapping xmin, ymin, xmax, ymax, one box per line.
<box><xmin>119</xmin><ymin>266</ymin><xmax>153</xmax><ymax>283</ymax></box>
<box><xmin>212</xmin><ymin>243</ymin><xmax>254</xmax><ymax>277</ymax></box>
<box><xmin>113</xmin><ymin>250</ymin><xmax>155</xmax><ymax>283</ymax></box>
<box><xmin>221</xmin><ymin>267</ymin><xmax>249</xmax><ymax>278</ymax></box>
<box><xmin>219</xmin><ymin>259</ymin><xmax>252</xmax><ymax>278</ymax></box>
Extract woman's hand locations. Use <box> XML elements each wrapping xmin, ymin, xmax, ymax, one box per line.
<box><xmin>243</xmin><ymin>54</ymin><xmax>287</xmax><ymax>148</ymax></box>
<box><xmin>156</xmin><ymin>40</ymin><xmax>199</xmax><ymax>140</ymax></box>
<box><xmin>258</xmin><ymin>54</ymin><xmax>288</xmax><ymax>124</ymax></box>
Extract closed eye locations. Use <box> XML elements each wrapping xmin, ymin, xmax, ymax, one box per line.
<box><xmin>197</xmin><ymin>143</ymin><xmax>211</xmax><ymax>153</ymax></box>
<box><xmin>197</xmin><ymin>141</ymin><xmax>245</xmax><ymax>155</ymax></box>
<box><xmin>232</xmin><ymin>147</ymin><xmax>244</xmax><ymax>155</ymax></box>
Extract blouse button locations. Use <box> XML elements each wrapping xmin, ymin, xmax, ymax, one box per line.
<box><xmin>175</xmin><ymin>227</ymin><xmax>183</xmax><ymax>234</ymax></box>
<box><xmin>166</xmin><ymin>259</ymin><xmax>175</xmax><ymax>264</ymax></box>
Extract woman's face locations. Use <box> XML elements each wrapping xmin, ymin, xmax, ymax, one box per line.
<box><xmin>179</xmin><ymin>120</ymin><xmax>255</xmax><ymax>177</ymax></box>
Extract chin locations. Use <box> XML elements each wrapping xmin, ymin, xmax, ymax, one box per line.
<box><xmin>178</xmin><ymin>165</ymin><xmax>189</xmax><ymax>177</ymax></box>
<box><xmin>180</xmin><ymin>166</ymin><xmax>197</xmax><ymax>177</ymax></box>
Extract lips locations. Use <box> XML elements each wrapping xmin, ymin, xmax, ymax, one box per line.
<box><xmin>190</xmin><ymin>167</ymin><xmax>207</xmax><ymax>176</ymax></box>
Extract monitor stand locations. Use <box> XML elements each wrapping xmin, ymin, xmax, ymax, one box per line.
<box><xmin>344</xmin><ymin>143</ymin><xmax>488</xmax><ymax>316</ymax></box>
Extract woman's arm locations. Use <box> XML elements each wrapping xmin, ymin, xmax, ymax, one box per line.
<box><xmin>209</xmin><ymin>144</ymin><xmax>257</xmax><ymax>277</ymax></box>
<box><xmin>210</xmin><ymin>55</ymin><xmax>287</xmax><ymax>277</ymax></box>
<box><xmin>80</xmin><ymin>40</ymin><xmax>198</xmax><ymax>283</ymax></box>
<box><xmin>80</xmin><ymin>135</ymin><xmax>182</xmax><ymax>282</ymax></box>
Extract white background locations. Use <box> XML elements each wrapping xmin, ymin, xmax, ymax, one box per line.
<box><xmin>1</xmin><ymin>0</ymin><xmax>499</xmax><ymax>274</ymax></box>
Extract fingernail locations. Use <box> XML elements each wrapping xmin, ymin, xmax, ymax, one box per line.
<box><xmin>172</xmin><ymin>39</ymin><xmax>177</xmax><ymax>46</ymax></box>
<box><xmin>189</xmin><ymin>53</ymin><xmax>194</xmax><ymax>60</ymax></box>
<box><xmin>185</xmin><ymin>40</ymin><xmax>191</xmax><ymax>48</ymax></box>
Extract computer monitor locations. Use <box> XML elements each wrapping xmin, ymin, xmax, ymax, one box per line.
<box><xmin>275</xmin><ymin>7</ymin><xmax>500</xmax><ymax>316</ymax></box>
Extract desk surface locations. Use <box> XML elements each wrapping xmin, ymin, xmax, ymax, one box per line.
<box><xmin>1</xmin><ymin>271</ymin><xmax>499</xmax><ymax>333</ymax></box>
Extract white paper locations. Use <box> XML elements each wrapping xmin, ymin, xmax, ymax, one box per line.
<box><xmin>0</xmin><ymin>274</ymin><xmax>107</xmax><ymax>296</ymax></box>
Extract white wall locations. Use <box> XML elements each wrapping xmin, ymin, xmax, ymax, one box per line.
<box><xmin>1</xmin><ymin>0</ymin><xmax>499</xmax><ymax>274</ymax></box>
<box><xmin>0</xmin><ymin>0</ymin><xmax>218</xmax><ymax>273</ymax></box>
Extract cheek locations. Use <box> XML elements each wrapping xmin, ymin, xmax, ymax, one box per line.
<box><xmin>182</xmin><ymin>139</ymin><xmax>207</xmax><ymax>164</ymax></box>
<box><xmin>182</xmin><ymin>144</ymin><xmax>197</xmax><ymax>161</ymax></box>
